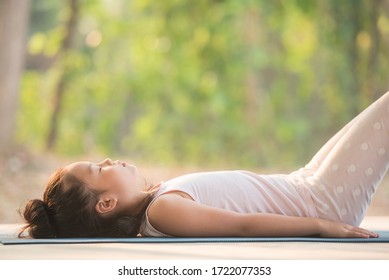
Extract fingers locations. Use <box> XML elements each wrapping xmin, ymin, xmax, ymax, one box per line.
<box><xmin>348</xmin><ymin>225</ymin><xmax>379</xmax><ymax>238</ymax></box>
<box><xmin>318</xmin><ymin>219</ymin><xmax>379</xmax><ymax>238</ymax></box>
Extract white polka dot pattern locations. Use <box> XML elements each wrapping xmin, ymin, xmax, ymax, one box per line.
<box><xmin>365</xmin><ymin>168</ymin><xmax>373</xmax><ymax>176</ymax></box>
<box><xmin>374</xmin><ymin>122</ymin><xmax>382</xmax><ymax>130</ymax></box>
<box><xmin>360</xmin><ymin>143</ymin><xmax>368</xmax><ymax>151</ymax></box>
<box><xmin>348</xmin><ymin>164</ymin><xmax>356</xmax><ymax>173</ymax></box>
<box><xmin>336</xmin><ymin>185</ymin><xmax>344</xmax><ymax>194</ymax></box>
<box><xmin>322</xmin><ymin>204</ymin><xmax>329</xmax><ymax>211</ymax></box>
<box><xmin>354</xmin><ymin>188</ymin><xmax>361</xmax><ymax>196</ymax></box>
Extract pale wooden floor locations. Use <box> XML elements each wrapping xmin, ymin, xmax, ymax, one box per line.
<box><xmin>1</xmin><ymin>216</ymin><xmax>389</xmax><ymax>260</ymax></box>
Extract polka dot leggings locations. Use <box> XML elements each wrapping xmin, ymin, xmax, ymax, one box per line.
<box><xmin>299</xmin><ymin>91</ymin><xmax>389</xmax><ymax>226</ymax></box>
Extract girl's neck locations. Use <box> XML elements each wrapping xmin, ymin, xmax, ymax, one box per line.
<box><xmin>147</xmin><ymin>182</ymin><xmax>162</xmax><ymax>194</ymax></box>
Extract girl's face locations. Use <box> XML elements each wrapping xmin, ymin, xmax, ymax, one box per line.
<box><xmin>65</xmin><ymin>158</ymin><xmax>146</xmax><ymax>215</ymax></box>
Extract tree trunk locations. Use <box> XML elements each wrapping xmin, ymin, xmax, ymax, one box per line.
<box><xmin>46</xmin><ymin>0</ymin><xmax>79</xmax><ymax>150</ymax></box>
<box><xmin>0</xmin><ymin>0</ymin><xmax>31</xmax><ymax>155</ymax></box>
<box><xmin>367</xmin><ymin>0</ymin><xmax>382</xmax><ymax>101</ymax></box>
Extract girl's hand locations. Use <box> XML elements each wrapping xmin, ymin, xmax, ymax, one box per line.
<box><xmin>318</xmin><ymin>219</ymin><xmax>379</xmax><ymax>238</ymax></box>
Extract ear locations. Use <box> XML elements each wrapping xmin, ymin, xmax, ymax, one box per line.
<box><xmin>95</xmin><ymin>196</ymin><xmax>118</xmax><ymax>215</ymax></box>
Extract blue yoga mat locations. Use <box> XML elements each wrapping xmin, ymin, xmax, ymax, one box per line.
<box><xmin>2</xmin><ymin>231</ymin><xmax>389</xmax><ymax>245</ymax></box>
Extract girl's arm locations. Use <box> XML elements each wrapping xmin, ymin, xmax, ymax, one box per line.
<box><xmin>148</xmin><ymin>194</ymin><xmax>378</xmax><ymax>238</ymax></box>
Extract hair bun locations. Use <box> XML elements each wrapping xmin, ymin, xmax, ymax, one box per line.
<box><xmin>22</xmin><ymin>199</ymin><xmax>56</xmax><ymax>238</ymax></box>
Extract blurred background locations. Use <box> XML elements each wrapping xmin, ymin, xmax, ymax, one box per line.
<box><xmin>0</xmin><ymin>0</ymin><xmax>389</xmax><ymax>223</ymax></box>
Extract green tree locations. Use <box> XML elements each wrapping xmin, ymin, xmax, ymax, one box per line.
<box><xmin>17</xmin><ymin>0</ymin><xmax>389</xmax><ymax>168</ymax></box>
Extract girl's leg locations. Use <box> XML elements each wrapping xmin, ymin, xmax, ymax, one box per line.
<box><xmin>305</xmin><ymin>91</ymin><xmax>389</xmax><ymax>226</ymax></box>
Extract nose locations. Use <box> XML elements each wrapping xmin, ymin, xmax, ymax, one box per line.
<box><xmin>100</xmin><ymin>158</ymin><xmax>113</xmax><ymax>166</ymax></box>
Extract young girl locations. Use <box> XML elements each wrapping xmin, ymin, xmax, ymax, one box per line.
<box><xmin>20</xmin><ymin>91</ymin><xmax>389</xmax><ymax>239</ymax></box>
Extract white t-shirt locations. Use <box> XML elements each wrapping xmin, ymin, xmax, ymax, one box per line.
<box><xmin>139</xmin><ymin>170</ymin><xmax>317</xmax><ymax>237</ymax></box>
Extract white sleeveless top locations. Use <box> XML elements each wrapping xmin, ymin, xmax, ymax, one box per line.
<box><xmin>139</xmin><ymin>170</ymin><xmax>318</xmax><ymax>237</ymax></box>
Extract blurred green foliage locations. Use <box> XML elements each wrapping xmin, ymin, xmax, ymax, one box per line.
<box><xmin>17</xmin><ymin>0</ymin><xmax>389</xmax><ymax>168</ymax></box>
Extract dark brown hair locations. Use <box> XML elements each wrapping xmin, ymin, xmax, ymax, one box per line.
<box><xmin>19</xmin><ymin>168</ymin><xmax>152</xmax><ymax>238</ymax></box>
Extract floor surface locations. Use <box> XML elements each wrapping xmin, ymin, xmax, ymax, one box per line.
<box><xmin>1</xmin><ymin>216</ymin><xmax>389</xmax><ymax>260</ymax></box>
